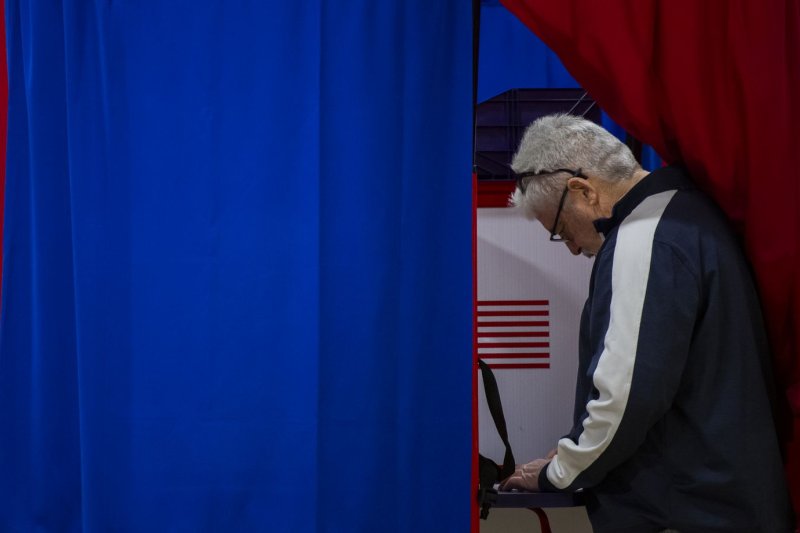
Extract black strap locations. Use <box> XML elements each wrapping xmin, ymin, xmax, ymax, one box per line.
<box><xmin>479</xmin><ymin>359</ymin><xmax>515</xmax><ymax>479</ymax></box>
<box><xmin>477</xmin><ymin>359</ymin><xmax>516</xmax><ymax>519</ymax></box>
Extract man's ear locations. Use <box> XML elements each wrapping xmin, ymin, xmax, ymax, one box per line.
<box><xmin>567</xmin><ymin>177</ymin><xmax>599</xmax><ymax>206</ymax></box>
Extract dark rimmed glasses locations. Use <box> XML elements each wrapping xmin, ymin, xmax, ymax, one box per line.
<box><xmin>515</xmin><ymin>168</ymin><xmax>587</xmax><ymax>242</ymax></box>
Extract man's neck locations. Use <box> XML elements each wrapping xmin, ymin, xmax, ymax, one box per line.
<box><xmin>600</xmin><ymin>169</ymin><xmax>650</xmax><ymax>218</ymax></box>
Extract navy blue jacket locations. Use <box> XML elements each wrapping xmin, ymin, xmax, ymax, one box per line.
<box><xmin>538</xmin><ymin>166</ymin><xmax>793</xmax><ymax>532</ymax></box>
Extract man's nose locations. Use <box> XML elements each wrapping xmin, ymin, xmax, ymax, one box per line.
<box><xmin>566</xmin><ymin>241</ymin><xmax>581</xmax><ymax>255</ymax></box>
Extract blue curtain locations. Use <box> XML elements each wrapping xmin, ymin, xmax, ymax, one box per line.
<box><xmin>478</xmin><ymin>0</ymin><xmax>579</xmax><ymax>101</ymax></box>
<box><xmin>0</xmin><ymin>2</ymin><xmax>472</xmax><ymax>532</ymax></box>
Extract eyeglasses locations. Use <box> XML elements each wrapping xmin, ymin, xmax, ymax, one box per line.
<box><xmin>515</xmin><ymin>168</ymin><xmax>587</xmax><ymax>242</ymax></box>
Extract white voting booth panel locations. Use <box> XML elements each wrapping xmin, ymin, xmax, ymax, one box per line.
<box><xmin>477</xmin><ymin>207</ymin><xmax>593</xmax><ymax>533</ymax></box>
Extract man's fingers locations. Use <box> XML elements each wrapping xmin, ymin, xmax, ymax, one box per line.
<box><xmin>500</xmin><ymin>465</ymin><xmax>524</xmax><ymax>489</ymax></box>
<box><xmin>500</xmin><ymin>458</ymin><xmax>549</xmax><ymax>491</ymax></box>
<box><xmin>500</xmin><ymin>471</ymin><xmax>540</xmax><ymax>491</ymax></box>
<box><xmin>499</xmin><ymin>474</ymin><xmax>522</xmax><ymax>491</ymax></box>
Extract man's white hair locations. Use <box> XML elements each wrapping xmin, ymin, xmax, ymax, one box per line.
<box><xmin>509</xmin><ymin>113</ymin><xmax>641</xmax><ymax>219</ymax></box>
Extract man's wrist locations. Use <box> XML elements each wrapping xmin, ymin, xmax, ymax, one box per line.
<box><xmin>538</xmin><ymin>461</ymin><xmax>556</xmax><ymax>492</ymax></box>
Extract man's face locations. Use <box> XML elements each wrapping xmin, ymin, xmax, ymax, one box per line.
<box><xmin>538</xmin><ymin>184</ymin><xmax>604</xmax><ymax>257</ymax></box>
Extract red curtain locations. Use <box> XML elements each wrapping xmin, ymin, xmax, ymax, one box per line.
<box><xmin>0</xmin><ymin>0</ymin><xmax>6</xmax><ymax>298</ymax></box>
<box><xmin>501</xmin><ymin>0</ymin><xmax>800</xmax><ymax>513</ymax></box>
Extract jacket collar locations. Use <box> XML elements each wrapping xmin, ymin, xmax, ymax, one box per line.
<box><xmin>593</xmin><ymin>165</ymin><xmax>694</xmax><ymax>236</ymax></box>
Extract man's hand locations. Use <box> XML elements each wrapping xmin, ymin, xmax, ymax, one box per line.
<box><xmin>498</xmin><ymin>458</ymin><xmax>549</xmax><ymax>492</ymax></box>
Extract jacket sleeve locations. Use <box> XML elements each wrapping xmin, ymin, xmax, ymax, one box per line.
<box><xmin>539</xmin><ymin>234</ymin><xmax>700</xmax><ymax>492</ymax></box>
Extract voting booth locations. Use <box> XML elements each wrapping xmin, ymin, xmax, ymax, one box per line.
<box><xmin>477</xmin><ymin>205</ymin><xmax>593</xmax><ymax>532</ymax></box>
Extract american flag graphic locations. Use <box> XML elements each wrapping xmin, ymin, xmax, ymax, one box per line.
<box><xmin>477</xmin><ymin>299</ymin><xmax>550</xmax><ymax>369</ymax></box>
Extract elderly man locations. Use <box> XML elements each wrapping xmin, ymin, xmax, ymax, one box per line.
<box><xmin>500</xmin><ymin>114</ymin><xmax>793</xmax><ymax>532</ymax></box>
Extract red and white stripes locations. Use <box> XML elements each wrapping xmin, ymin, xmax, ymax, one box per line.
<box><xmin>477</xmin><ymin>300</ymin><xmax>549</xmax><ymax>369</ymax></box>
